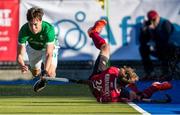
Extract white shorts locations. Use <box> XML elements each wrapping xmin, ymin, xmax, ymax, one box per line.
<box><xmin>26</xmin><ymin>45</ymin><xmax>59</xmax><ymax>70</ymax></box>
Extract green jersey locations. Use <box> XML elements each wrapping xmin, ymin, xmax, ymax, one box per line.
<box><xmin>18</xmin><ymin>21</ymin><xmax>57</xmax><ymax>50</ymax></box>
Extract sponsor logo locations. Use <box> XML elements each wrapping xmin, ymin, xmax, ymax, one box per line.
<box><xmin>0</xmin><ymin>9</ymin><xmax>12</xmax><ymax>27</ymax></box>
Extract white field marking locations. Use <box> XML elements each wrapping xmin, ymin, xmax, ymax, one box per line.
<box><xmin>128</xmin><ymin>102</ymin><xmax>151</xmax><ymax>115</ymax></box>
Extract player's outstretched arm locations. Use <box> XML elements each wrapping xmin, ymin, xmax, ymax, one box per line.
<box><xmin>17</xmin><ymin>44</ymin><xmax>28</xmax><ymax>73</ymax></box>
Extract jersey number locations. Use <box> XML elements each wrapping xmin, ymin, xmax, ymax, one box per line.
<box><xmin>92</xmin><ymin>80</ymin><xmax>102</xmax><ymax>91</ymax></box>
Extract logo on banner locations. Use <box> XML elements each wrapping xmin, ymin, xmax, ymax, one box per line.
<box><xmin>0</xmin><ymin>9</ymin><xmax>12</xmax><ymax>52</ymax></box>
<box><xmin>53</xmin><ymin>11</ymin><xmax>179</xmax><ymax>51</ymax></box>
<box><xmin>53</xmin><ymin>11</ymin><xmax>118</xmax><ymax>50</ymax></box>
<box><xmin>120</xmin><ymin>16</ymin><xmax>144</xmax><ymax>45</ymax></box>
<box><xmin>53</xmin><ymin>11</ymin><xmax>87</xmax><ymax>50</ymax></box>
<box><xmin>0</xmin><ymin>0</ymin><xmax>19</xmax><ymax>61</ymax></box>
<box><xmin>0</xmin><ymin>9</ymin><xmax>12</xmax><ymax>27</ymax></box>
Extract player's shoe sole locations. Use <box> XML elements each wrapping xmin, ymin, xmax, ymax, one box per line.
<box><xmin>88</xmin><ymin>19</ymin><xmax>107</xmax><ymax>36</ymax></box>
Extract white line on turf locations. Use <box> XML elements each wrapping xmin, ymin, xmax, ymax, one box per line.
<box><xmin>128</xmin><ymin>102</ymin><xmax>151</xmax><ymax>115</ymax></box>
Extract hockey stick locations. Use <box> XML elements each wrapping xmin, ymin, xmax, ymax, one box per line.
<box><xmin>43</xmin><ymin>77</ymin><xmax>69</xmax><ymax>82</ymax></box>
<box><xmin>43</xmin><ymin>76</ymin><xmax>89</xmax><ymax>84</ymax></box>
<box><xmin>33</xmin><ymin>77</ymin><xmax>88</xmax><ymax>92</ymax></box>
<box><xmin>141</xmin><ymin>94</ymin><xmax>172</xmax><ymax>103</ymax></box>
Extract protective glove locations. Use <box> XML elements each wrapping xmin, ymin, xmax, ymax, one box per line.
<box><xmin>40</xmin><ymin>70</ymin><xmax>48</xmax><ymax>77</ymax></box>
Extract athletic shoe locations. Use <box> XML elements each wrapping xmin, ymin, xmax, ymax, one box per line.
<box><xmin>88</xmin><ymin>19</ymin><xmax>107</xmax><ymax>36</ymax></box>
<box><xmin>33</xmin><ymin>79</ymin><xmax>47</xmax><ymax>92</ymax></box>
<box><xmin>152</xmin><ymin>81</ymin><xmax>172</xmax><ymax>90</ymax></box>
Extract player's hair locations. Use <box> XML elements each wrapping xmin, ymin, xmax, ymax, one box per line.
<box><xmin>118</xmin><ymin>66</ymin><xmax>139</xmax><ymax>84</ymax></box>
<box><xmin>26</xmin><ymin>7</ymin><xmax>44</xmax><ymax>21</ymax></box>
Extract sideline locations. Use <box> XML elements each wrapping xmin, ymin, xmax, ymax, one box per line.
<box><xmin>128</xmin><ymin>102</ymin><xmax>151</xmax><ymax>115</ymax></box>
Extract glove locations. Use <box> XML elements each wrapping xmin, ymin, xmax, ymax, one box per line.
<box><xmin>40</xmin><ymin>70</ymin><xmax>48</xmax><ymax>77</ymax></box>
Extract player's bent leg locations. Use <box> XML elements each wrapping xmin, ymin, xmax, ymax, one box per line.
<box><xmin>152</xmin><ymin>81</ymin><xmax>172</xmax><ymax>90</ymax></box>
<box><xmin>89</xmin><ymin>32</ymin><xmax>106</xmax><ymax>49</ymax></box>
<box><xmin>88</xmin><ymin>19</ymin><xmax>107</xmax><ymax>49</ymax></box>
<box><xmin>139</xmin><ymin>81</ymin><xmax>172</xmax><ymax>98</ymax></box>
<box><xmin>100</xmin><ymin>44</ymin><xmax>110</xmax><ymax>59</ymax></box>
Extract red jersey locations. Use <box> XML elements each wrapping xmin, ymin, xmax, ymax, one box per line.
<box><xmin>90</xmin><ymin>66</ymin><xmax>122</xmax><ymax>102</ymax></box>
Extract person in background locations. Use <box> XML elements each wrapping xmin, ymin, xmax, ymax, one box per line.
<box><xmin>139</xmin><ymin>10</ymin><xmax>175</xmax><ymax>81</ymax></box>
<box><xmin>17</xmin><ymin>7</ymin><xmax>59</xmax><ymax>92</ymax></box>
<box><xmin>85</xmin><ymin>19</ymin><xmax>172</xmax><ymax>103</ymax></box>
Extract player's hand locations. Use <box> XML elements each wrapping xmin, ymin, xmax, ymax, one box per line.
<box><xmin>148</xmin><ymin>23</ymin><xmax>156</xmax><ymax>29</ymax></box>
<box><xmin>21</xmin><ymin>65</ymin><xmax>28</xmax><ymax>73</ymax></box>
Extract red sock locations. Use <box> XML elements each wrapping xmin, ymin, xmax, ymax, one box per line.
<box><xmin>128</xmin><ymin>83</ymin><xmax>139</xmax><ymax>93</ymax></box>
<box><xmin>142</xmin><ymin>85</ymin><xmax>158</xmax><ymax>98</ymax></box>
<box><xmin>89</xmin><ymin>32</ymin><xmax>106</xmax><ymax>49</ymax></box>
